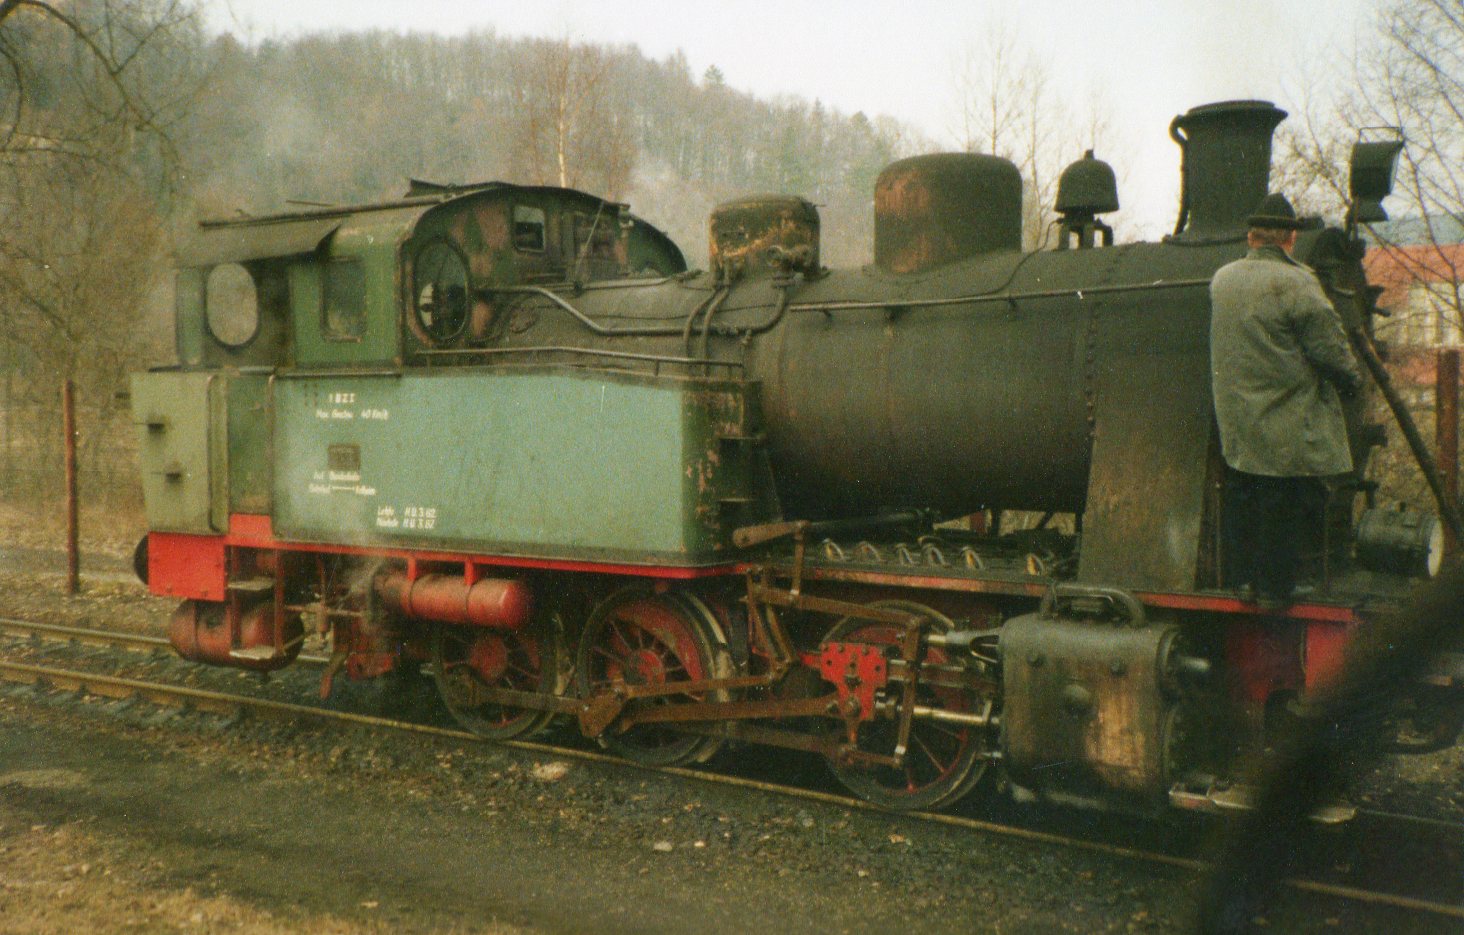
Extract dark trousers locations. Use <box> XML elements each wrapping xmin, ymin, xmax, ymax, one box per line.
<box><xmin>1222</xmin><ymin>469</ymin><xmax>1328</xmax><ymax>600</ymax></box>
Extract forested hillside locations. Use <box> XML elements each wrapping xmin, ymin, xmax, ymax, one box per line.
<box><xmin>185</xmin><ymin>30</ymin><xmax>913</xmax><ymax>265</ymax></box>
<box><xmin>0</xmin><ymin>1</ymin><xmax>915</xmax><ymax>525</ymax></box>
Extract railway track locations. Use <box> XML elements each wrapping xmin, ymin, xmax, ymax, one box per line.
<box><xmin>1</xmin><ymin>614</ymin><xmax>1460</xmax><ymax>924</ymax></box>
<box><xmin>0</xmin><ymin>615</ymin><xmax>330</xmax><ymax>666</ymax></box>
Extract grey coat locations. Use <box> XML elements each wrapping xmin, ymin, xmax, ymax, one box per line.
<box><xmin>1210</xmin><ymin>245</ymin><xmax>1363</xmax><ymax>477</ymax></box>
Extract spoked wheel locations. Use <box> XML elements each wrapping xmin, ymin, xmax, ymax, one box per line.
<box><xmin>575</xmin><ymin>585</ymin><xmax>730</xmax><ymax>767</ymax></box>
<box><xmin>432</xmin><ymin>617</ymin><xmax>563</xmax><ymax>740</ymax></box>
<box><xmin>823</xmin><ymin>600</ymin><xmax>993</xmax><ymax>811</ymax></box>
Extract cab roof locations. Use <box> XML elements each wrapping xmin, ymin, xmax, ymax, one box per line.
<box><xmin>174</xmin><ymin>180</ymin><xmax>676</xmax><ymax>269</ymax></box>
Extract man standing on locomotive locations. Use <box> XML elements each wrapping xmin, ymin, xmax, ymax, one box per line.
<box><xmin>1210</xmin><ymin>193</ymin><xmax>1364</xmax><ymax>606</ymax></box>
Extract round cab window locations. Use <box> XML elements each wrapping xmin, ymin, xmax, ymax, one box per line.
<box><xmin>204</xmin><ymin>263</ymin><xmax>259</xmax><ymax>347</ymax></box>
<box><xmin>413</xmin><ymin>242</ymin><xmax>470</xmax><ymax>344</ymax></box>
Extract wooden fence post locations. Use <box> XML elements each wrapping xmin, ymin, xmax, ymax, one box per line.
<box><xmin>63</xmin><ymin>379</ymin><xmax>78</xmax><ymax>594</ymax></box>
<box><xmin>1437</xmin><ymin>348</ymin><xmax>1459</xmax><ymax>557</ymax></box>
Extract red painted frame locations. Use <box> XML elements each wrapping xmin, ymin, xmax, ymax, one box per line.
<box><xmin>150</xmin><ymin>514</ymin><xmax>1366</xmax><ymax>705</ymax></box>
<box><xmin>149</xmin><ymin>532</ymin><xmax>228</xmax><ymax>602</ymax></box>
<box><xmin>149</xmin><ymin>514</ymin><xmax>742</xmax><ymax>604</ymax></box>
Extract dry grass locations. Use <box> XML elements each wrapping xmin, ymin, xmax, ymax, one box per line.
<box><xmin>0</xmin><ymin>497</ymin><xmax>144</xmax><ymax>561</ymax></box>
<box><xmin>0</xmin><ymin>804</ymin><xmax>398</xmax><ymax>935</ymax></box>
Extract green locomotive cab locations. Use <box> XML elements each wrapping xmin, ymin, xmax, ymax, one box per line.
<box><xmin>169</xmin><ymin>182</ymin><xmax>686</xmax><ymax>372</ymax></box>
<box><xmin>138</xmin><ymin>181</ymin><xmax>769</xmax><ymax>568</ymax></box>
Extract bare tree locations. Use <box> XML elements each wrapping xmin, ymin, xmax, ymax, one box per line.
<box><xmin>0</xmin><ymin>161</ymin><xmax>166</xmax><ymax>408</ymax></box>
<box><xmin>1274</xmin><ymin>0</ymin><xmax>1464</xmax><ymax>510</ymax></box>
<box><xmin>508</xmin><ymin>37</ymin><xmax>637</xmax><ymax>199</ymax></box>
<box><xmin>1360</xmin><ymin>0</ymin><xmax>1464</xmax><ymax>337</ymax></box>
<box><xmin>1281</xmin><ymin>0</ymin><xmax>1464</xmax><ymax>338</ymax></box>
<box><xmin>0</xmin><ymin>0</ymin><xmax>201</xmax><ymax>180</ymax></box>
<box><xmin>0</xmin><ymin>0</ymin><xmax>198</xmax><ymax>509</ymax></box>
<box><xmin>946</xmin><ymin>18</ymin><xmax>1113</xmax><ymax>250</ymax></box>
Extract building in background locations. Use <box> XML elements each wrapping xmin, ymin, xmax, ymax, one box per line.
<box><xmin>1364</xmin><ymin>221</ymin><xmax>1464</xmax><ymax>404</ymax></box>
<box><xmin>1367</xmin><ymin>242</ymin><xmax>1464</xmax><ymax>347</ymax></box>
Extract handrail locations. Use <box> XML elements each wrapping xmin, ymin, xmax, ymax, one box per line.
<box><xmin>414</xmin><ymin>344</ymin><xmax>744</xmax><ymax>372</ymax></box>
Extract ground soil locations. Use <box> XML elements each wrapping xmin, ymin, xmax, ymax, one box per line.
<box><xmin>2</xmin><ymin>683</ymin><xmax>1210</xmax><ymax>935</ymax></box>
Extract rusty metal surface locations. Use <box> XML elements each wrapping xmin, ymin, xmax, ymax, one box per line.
<box><xmin>874</xmin><ymin>153</ymin><xmax>1021</xmax><ymax>273</ymax></box>
<box><xmin>452</xmin><ymin>683</ymin><xmax>582</xmax><ymax>716</ymax></box>
<box><xmin>621</xmin><ymin>692</ymin><xmax>845</xmax><ymax>727</ymax></box>
<box><xmin>1000</xmin><ymin>610</ymin><xmax>1183</xmax><ymax>799</ymax></box>
<box><xmin>1077</xmin><ymin>274</ymin><xmax>1219</xmax><ymax>591</ymax></box>
<box><xmin>63</xmin><ymin>380</ymin><xmax>78</xmax><ymax>594</ymax></box>
<box><xmin>751</xmin><ymin>275</ymin><xmax>1092</xmax><ymax>517</ymax></box>
<box><xmin>709</xmin><ymin>194</ymin><xmax>819</xmax><ymax>281</ymax></box>
<box><xmin>169</xmin><ymin>598</ymin><xmax>303</xmax><ymax>673</ymax></box>
<box><xmin>1438</xmin><ymin>349</ymin><xmax>1459</xmax><ymax>555</ymax></box>
<box><xmin>374</xmin><ymin>570</ymin><xmax>532</xmax><ymax>629</ymax></box>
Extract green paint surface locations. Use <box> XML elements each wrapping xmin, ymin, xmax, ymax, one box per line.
<box><xmin>132</xmin><ymin>371</ymin><xmax>223</xmax><ymax>533</ymax></box>
<box><xmin>226</xmin><ymin>375</ymin><xmax>273</xmax><ymax>515</ymax></box>
<box><xmin>292</xmin><ymin>209</ymin><xmax>418</xmax><ymax>368</ymax></box>
<box><xmin>272</xmin><ymin>368</ymin><xmax>762</xmax><ymax>565</ymax></box>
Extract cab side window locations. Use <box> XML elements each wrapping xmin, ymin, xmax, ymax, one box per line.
<box><xmin>195</xmin><ymin>261</ymin><xmax>290</xmax><ymax>365</ymax></box>
<box><xmin>572</xmin><ymin>212</ymin><xmax>618</xmax><ymax>262</ymax></box>
<box><xmin>204</xmin><ymin>263</ymin><xmax>260</xmax><ymax>348</ymax></box>
<box><xmin>323</xmin><ymin>259</ymin><xmax>366</xmax><ymax>340</ymax></box>
<box><xmin>512</xmin><ymin>205</ymin><xmax>546</xmax><ymax>252</ymax></box>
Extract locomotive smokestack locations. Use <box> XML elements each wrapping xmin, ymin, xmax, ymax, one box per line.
<box><xmin>1169</xmin><ymin>100</ymin><xmax>1286</xmax><ymax>240</ymax></box>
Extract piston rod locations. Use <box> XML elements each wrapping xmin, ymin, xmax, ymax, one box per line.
<box><xmin>910</xmin><ymin>704</ymin><xmax>998</xmax><ymax>728</ymax></box>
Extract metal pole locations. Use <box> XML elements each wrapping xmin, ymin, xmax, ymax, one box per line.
<box><xmin>2</xmin><ymin>343</ymin><xmax>10</xmax><ymax>492</ymax></box>
<box><xmin>1437</xmin><ymin>348</ymin><xmax>1460</xmax><ymax>556</ymax></box>
<box><xmin>63</xmin><ymin>379</ymin><xmax>78</xmax><ymax>595</ymax></box>
<box><xmin>1346</xmin><ymin>322</ymin><xmax>1464</xmax><ymax>544</ymax></box>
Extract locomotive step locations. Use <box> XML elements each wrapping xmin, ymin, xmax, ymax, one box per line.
<box><xmin>227</xmin><ymin>577</ymin><xmax>276</xmax><ymax>594</ymax></box>
<box><xmin>228</xmin><ymin>634</ymin><xmax>304</xmax><ymax>662</ymax></box>
<box><xmin>228</xmin><ymin>646</ymin><xmax>283</xmax><ymax>661</ymax></box>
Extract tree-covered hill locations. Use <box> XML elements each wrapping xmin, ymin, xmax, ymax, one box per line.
<box><xmin>186</xmin><ymin>29</ymin><xmax>915</xmax><ymax>265</ymax></box>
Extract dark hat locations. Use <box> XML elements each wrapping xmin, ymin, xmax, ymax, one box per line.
<box><xmin>1246</xmin><ymin>192</ymin><xmax>1303</xmax><ymax>230</ymax></box>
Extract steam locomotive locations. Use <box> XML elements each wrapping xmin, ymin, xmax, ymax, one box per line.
<box><xmin>132</xmin><ymin>99</ymin><xmax>1460</xmax><ymax>814</ymax></box>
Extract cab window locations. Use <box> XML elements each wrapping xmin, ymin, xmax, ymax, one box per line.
<box><xmin>572</xmin><ymin>212</ymin><xmax>618</xmax><ymax>262</ymax></box>
<box><xmin>204</xmin><ymin>263</ymin><xmax>259</xmax><ymax>347</ymax></box>
<box><xmin>411</xmin><ymin>240</ymin><xmax>470</xmax><ymax>344</ymax></box>
<box><xmin>323</xmin><ymin>259</ymin><xmax>366</xmax><ymax>340</ymax></box>
<box><xmin>512</xmin><ymin>205</ymin><xmax>546</xmax><ymax>252</ymax></box>
<box><xmin>198</xmin><ymin>261</ymin><xmax>289</xmax><ymax>364</ymax></box>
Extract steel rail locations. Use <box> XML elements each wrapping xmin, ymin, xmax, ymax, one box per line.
<box><xmin>0</xmin><ymin>616</ymin><xmax>171</xmax><ymax>652</ymax></box>
<box><xmin>0</xmin><ymin>655</ymin><xmax>1458</xmax><ymax>922</ymax></box>
<box><xmin>0</xmin><ymin>616</ymin><xmax>329</xmax><ymax>666</ymax></box>
<box><xmin>1352</xmin><ymin>806</ymin><xmax>1464</xmax><ymax>832</ymax></box>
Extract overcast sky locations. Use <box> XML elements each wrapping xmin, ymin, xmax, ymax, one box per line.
<box><xmin>203</xmin><ymin>0</ymin><xmax>1381</xmax><ymax>236</ymax></box>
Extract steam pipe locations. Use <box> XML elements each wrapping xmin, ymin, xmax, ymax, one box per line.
<box><xmin>1169</xmin><ymin>117</ymin><xmax>1190</xmax><ymax>236</ymax></box>
<box><xmin>496</xmin><ymin>274</ymin><xmax>1218</xmax><ymax>339</ymax></box>
<box><xmin>374</xmin><ymin>570</ymin><xmax>533</xmax><ymax>630</ymax></box>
